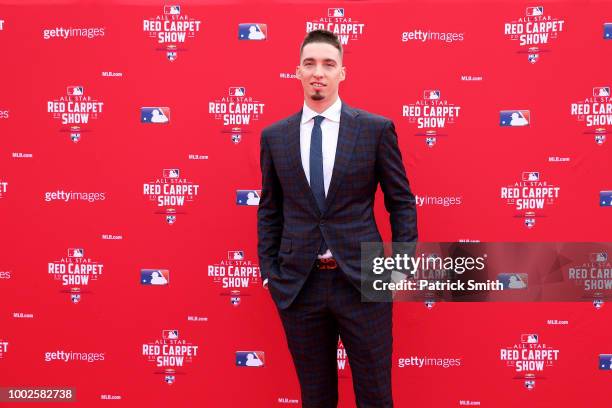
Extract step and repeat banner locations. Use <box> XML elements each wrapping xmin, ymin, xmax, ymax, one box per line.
<box><xmin>0</xmin><ymin>0</ymin><xmax>611</xmax><ymax>406</ymax></box>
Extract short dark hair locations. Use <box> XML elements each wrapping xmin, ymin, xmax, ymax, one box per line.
<box><xmin>300</xmin><ymin>29</ymin><xmax>343</xmax><ymax>61</ymax></box>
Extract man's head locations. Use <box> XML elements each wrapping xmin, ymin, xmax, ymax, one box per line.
<box><xmin>297</xmin><ymin>30</ymin><xmax>346</xmax><ymax>105</ymax></box>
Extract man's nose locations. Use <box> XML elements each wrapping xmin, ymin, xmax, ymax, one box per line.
<box><xmin>313</xmin><ymin>64</ymin><xmax>324</xmax><ymax>77</ymax></box>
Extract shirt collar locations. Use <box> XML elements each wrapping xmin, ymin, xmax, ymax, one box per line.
<box><xmin>301</xmin><ymin>97</ymin><xmax>342</xmax><ymax>124</ymax></box>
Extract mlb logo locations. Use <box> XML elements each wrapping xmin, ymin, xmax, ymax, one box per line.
<box><xmin>521</xmin><ymin>334</ymin><xmax>538</xmax><ymax>344</ymax></box>
<box><xmin>166</xmin><ymin>215</ymin><xmax>176</xmax><ymax>225</ymax></box>
<box><xmin>599</xmin><ymin>354</ymin><xmax>612</xmax><ymax>370</ymax></box>
<box><xmin>235</xmin><ymin>351</ymin><xmax>265</xmax><ymax>367</ymax></box>
<box><xmin>166</xmin><ymin>44</ymin><xmax>177</xmax><ymax>62</ymax></box>
<box><xmin>524</xmin><ymin>211</ymin><xmax>536</xmax><ymax>228</ymax></box>
<box><xmin>67</xmin><ymin>86</ymin><xmax>84</xmax><ymax>96</ymax></box>
<box><xmin>525</xmin><ymin>6</ymin><xmax>543</xmax><ymax>16</ymax></box>
<box><xmin>71</xmin><ymin>293</ymin><xmax>81</xmax><ymax>304</ymax></box>
<box><xmin>589</xmin><ymin>252</ymin><xmax>608</xmax><ymax>263</ymax></box>
<box><xmin>527</xmin><ymin>46</ymin><xmax>540</xmax><ymax>64</ymax></box>
<box><xmin>424</xmin><ymin>90</ymin><xmax>441</xmax><ymax>100</ymax></box>
<box><xmin>522</xmin><ymin>172</ymin><xmax>540</xmax><ymax>181</ymax></box>
<box><xmin>162</xmin><ymin>330</ymin><xmax>179</xmax><ymax>340</ymax></box>
<box><xmin>524</xmin><ymin>379</ymin><xmax>536</xmax><ymax>390</ymax></box>
<box><xmin>231</xmin><ymin>290</ymin><xmax>241</xmax><ymax>306</ymax></box>
<box><xmin>593</xmin><ymin>299</ymin><xmax>605</xmax><ymax>310</ymax></box>
<box><xmin>497</xmin><ymin>273</ymin><xmax>528</xmax><ymax>289</ymax></box>
<box><xmin>164</xmin><ymin>375</ymin><xmax>175</xmax><ymax>384</ymax></box>
<box><xmin>141</xmin><ymin>107</ymin><xmax>170</xmax><ymax>124</ymax></box>
<box><xmin>328</xmin><ymin>8</ymin><xmax>344</xmax><ymax>17</ymax></box>
<box><xmin>238</xmin><ymin>23</ymin><xmax>267</xmax><ymax>40</ymax></box>
<box><xmin>604</xmin><ymin>23</ymin><xmax>612</xmax><ymax>40</ymax></box>
<box><xmin>425</xmin><ymin>137</ymin><xmax>436</xmax><ymax>147</ymax></box>
<box><xmin>68</xmin><ymin>248</ymin><xmax>84</xmax><ymax>258</ymax></box>
<box><xmin>70</xmin><ymin>125</ymin><xmax>81</xmax><ymax>143</ymax></box>
<box><xmin>228</xmin><ymin>87</ymin><xmax>246</xmax><ymax>97</ymax></box>
<box><xmin>231</xmin><ymin>127</ymin><xmax>242</xmax><ymax>144</ymax></box>
<box><xmin>228</xmin><ymin>250</ymin><xmax>245</xmax><ymax>260</ymax></box>
<box><xmin>236</xmin><ymin>190</ymin><xmax>261</xmax><ymax>206</ymax></box>
<box><xmin>164</xmin><ymin>5</ymin><xmax>181</xmax><ymax>15</ymax></box>
<box><xmin>141</xmin><ymin>269</ymin><xmax>170</xmax><ymax>285</ymax></box>
<box><xmin>600</xmin><ymin>191</ymin><xmax>612</xmax><ymax>207</ymax></box>
<box><xmin>500</xmin><ymin>110</ymin><xmax>530</xmax><ymax>126</ymax></box>
<box><xmin>424</xmin><ymin>299</ymin><xmax>435</xmax><ymax>309</ymax></box>
<box><xmin>163</xmin><ymin>169</ymin><xmax>180</xmax><ymax>178</ymax></box>
<box><xmin>595</xmin><ymin>134</ymin><xmax>606</xmax><ymax>145</ymax></box>
<box><xmin>593</xmin><ymin>87</ymin><xmax>610</xmax><ymax>97</ymax></box>
<box><xmin>528</xmin><ymin>52</ymin><xmax>539</xmax><ymax>64</ymax></box>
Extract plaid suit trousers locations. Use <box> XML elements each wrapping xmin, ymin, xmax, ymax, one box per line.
<box><xmin>277</xmin><ymin>265</ymin><xmax>393</xmax><ymax>408</ymax></box>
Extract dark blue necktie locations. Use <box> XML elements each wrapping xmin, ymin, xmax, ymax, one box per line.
<box><xmin>309</xmin><ymin>115</ymin><xmax>328</xmax><ymax>254</ymax></box>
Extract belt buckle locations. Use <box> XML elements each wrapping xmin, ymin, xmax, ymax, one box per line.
<box><xmin>317</xmin><ymin>258</ymin><xmax>337</xmax><ymax>270</ymax></box>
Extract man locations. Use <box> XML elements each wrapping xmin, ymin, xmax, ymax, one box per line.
<box><xmin>258</xmin><ymin>30</ymin><xmax>417</xmax><ymax>408</ymax></box>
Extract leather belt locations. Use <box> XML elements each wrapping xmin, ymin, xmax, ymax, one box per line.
<box><xmin>315</xmin><ymin>258</ymin><xmax>338</xmax><ymax>270</ymax></box>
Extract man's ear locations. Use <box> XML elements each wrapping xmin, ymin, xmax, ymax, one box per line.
<box><xmin>340</xmin><ymin>66</ymin><xmax>346</xmax><ymax>82</ymax></box>
<box><xmin>295</xmin><ymin>65</ymin><xmax>302</xmax><ymax>79</ymax></box>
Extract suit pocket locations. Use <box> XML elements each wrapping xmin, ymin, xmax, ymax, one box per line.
<box><xmin>280</xmin><ymin>237</ymin><xmax>292</xmax><ymax>253</ymax></box>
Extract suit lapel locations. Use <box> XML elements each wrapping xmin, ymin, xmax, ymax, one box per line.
<box><xmin>286</xmin><ymin>110</ymin><xmax>322</xmax><ymax>216</ymax></box>
<box><xmin>324</xmin><ymin>104</ymin><xmax>360</xmax><ymax>213</ymax></box>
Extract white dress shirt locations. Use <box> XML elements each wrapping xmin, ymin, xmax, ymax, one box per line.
<box><xmin>300</xmin><ymin>97</ymin><xmax>341</xmax><ymax>258</ymax></box>
<box><xmin>263</xmin><ymin>98</ymin><xmax>342</xmax><ymax>287</ymax></box>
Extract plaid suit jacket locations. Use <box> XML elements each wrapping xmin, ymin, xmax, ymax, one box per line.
<box><xmin>258</xmin><ymin>103</ymin><xmax>417</xmax><ymax>309</ymax></box>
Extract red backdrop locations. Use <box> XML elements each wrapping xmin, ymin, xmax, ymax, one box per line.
<box><xmin>0</xmin><ymin>1</ymin><xmax>611</xmax><ymax>406</ymax></box>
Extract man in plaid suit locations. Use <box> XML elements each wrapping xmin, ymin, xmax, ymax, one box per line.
<box><xmin>258</xmin><ymin>30</ymin><xmax>417</xmax><ymax>408</ymax></box>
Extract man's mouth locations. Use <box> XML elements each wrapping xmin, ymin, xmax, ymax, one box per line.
<box><xmin>311</xmin><ymin>82</ymin><xmax>326</xmax><ymax>88</ymax></box>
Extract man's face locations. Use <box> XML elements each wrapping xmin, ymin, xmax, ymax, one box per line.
<box><xmin>296</xmin><ymin>42</ymin><xmax>345</xmax><ymax>102</ymax></box>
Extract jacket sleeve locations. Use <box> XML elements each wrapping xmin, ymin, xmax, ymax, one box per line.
<box><xmin>376</xmin><ymin>119</ymin><xmax>418</xmax><ymax>245</ymax></box>
<box><xmin>257</xmin><ymin>129</ymin><xmax>283</xmax><ymax>282</ymax></box>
